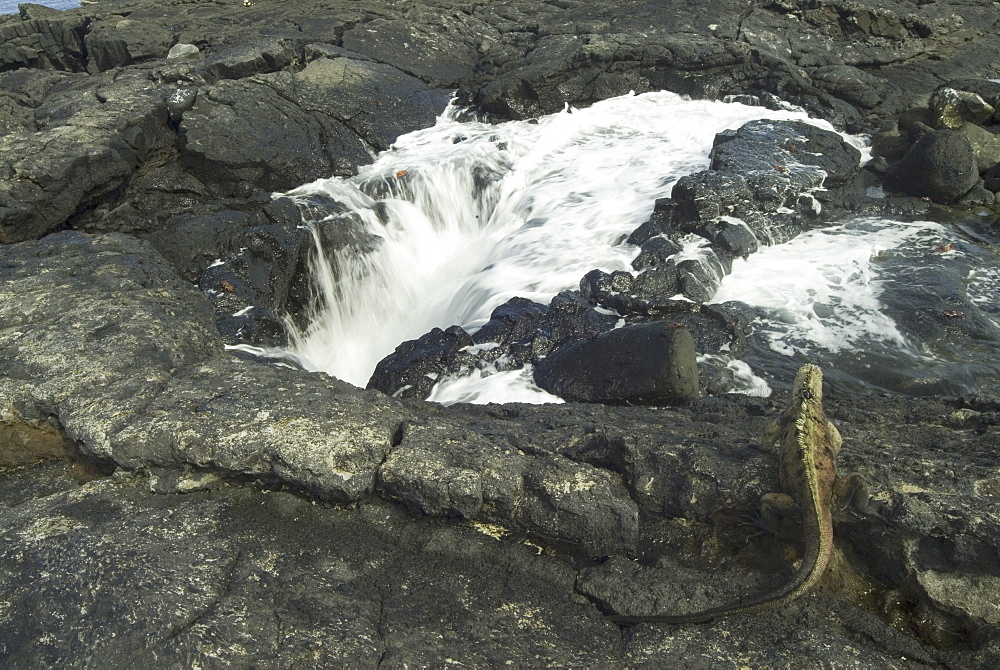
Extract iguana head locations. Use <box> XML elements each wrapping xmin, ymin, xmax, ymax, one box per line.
<box><xmin>792</xmin><ymin>363</ymin><xmax>824</xmax><ymax>403</ymax></box>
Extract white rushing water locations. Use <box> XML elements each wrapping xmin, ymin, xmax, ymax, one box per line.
<box><xmin>281</xmin><ymin>91</ymin><xmax>834</xmax><ymax>394</ymax></box>
<box><xmin>712</xmin><ymin>218</ymin><xmax>945</xmax><ymax>357</ymax></box>
<box><xmin>277</xmin><ymin>90</ymin><xmax>988</xmax><ymax>403</ymax></box>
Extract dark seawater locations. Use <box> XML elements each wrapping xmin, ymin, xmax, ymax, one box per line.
<box><xmin>0</xmin><ymin>0</ymin><xmax>81</xmax><ymax>15</ymax></box>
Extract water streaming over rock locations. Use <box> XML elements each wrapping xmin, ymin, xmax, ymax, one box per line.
<box><xmin>281</xmin><ymin>92</ymin><xmax>830</xmax><ymax>388</ymax></box>
<box><xmin>277</xmin><ymin>91</ymin><xmax>1000</xmax><ymax>402</ymax></box>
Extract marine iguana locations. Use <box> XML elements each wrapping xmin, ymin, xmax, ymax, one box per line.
<box><xmin>609</xmin><ymin>363</ymin><xmax>882</xmax><ymax>624</ymax></box>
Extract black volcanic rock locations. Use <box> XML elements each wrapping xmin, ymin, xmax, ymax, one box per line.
<box><xmin>885</xmin><ymin>129</ymin><xmax>979</xmax><ymax>204</ymax></box>
<box><xmin>534</xmin><ymin>321</ymin><xmax>699</xmax><ymax>405</ymax></box>
<box><xmin>368</xmin><ymin>325</ymin><xmax>475</xmax><ymax>399</ymax></box>
<box><xmin>622</xmin><ymin>119</ymin><xmax>865</xmax><ymax>304</ymax></box>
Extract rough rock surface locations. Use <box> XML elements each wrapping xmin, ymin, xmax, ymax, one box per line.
<box><xmin>0</xmin><ymin>473</ymin><xmax>621</xmax><ymax>667</ymax></box>
<box><xmin>870</xmin><ymin>79</ymin><xmax>1000</xmax><ymax>207</ymax></box>
<box><xmin>886</xmin><ymin>129</ymin><xmax>979</xmax><ymax>204</ymax></box>
<box><xmin>533</xmin><ymin>321</ymin><xmax>699</xmax><ymax>405</ymax></box>
<box><xmin>3</xmin><ymin>0</ymin><xmax>1000</xmax><ymax>666</ymax></box>
<box><xmin>1</xmin><ymin>232</ymin><xmax>646</xmax><ymax>550</ymax></box>
<box><xmin>1</xmin><ymin>232</ymin><xmax>998</xmax><ymax>666</ymax></box>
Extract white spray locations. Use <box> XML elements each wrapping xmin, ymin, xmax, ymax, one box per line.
<box><xmin>280</xmin><ymin>91</ymin><xmax>831</xmax><ymax>391</ymax></box>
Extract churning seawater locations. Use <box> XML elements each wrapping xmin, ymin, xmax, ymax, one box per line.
<box><xmin>272</xmin><ymin>91</ymin><xmax>1000</xmax><ymax>403</ymax></box>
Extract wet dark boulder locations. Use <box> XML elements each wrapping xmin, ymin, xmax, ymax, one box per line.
<box><xmin>579</xmin><ymin>269</ymin><xmax>638</xmax><ymax>315</ymax></box>
<box><xmin>630</xmin><ymin>231</ymin><xmax>683</xmax><ymax>269</ymax></box>
<box><xmin>473</xmin><ymin>293</ymin><xmax>620</xmax><ymax>358</ymax></box>
<box><xmin>471</xmin><ymin>297</ymin><xmax>553</xmax><ymax>348</ymax></box>
<box><xmin>656</xmin><ymin>171</ymin><xmax>755</xmax><ymax>232</ymax></box>
<box><xmin>621</xmin><ymin>119</ymin><xmax>864</xmax><ymax>303</ymax></box>
<box><xmin>282</xmin><ymin>206</ymin><xmax>387</xmax><ymax>333</ymax></box>
<box><xmin>533</xmin><ymin>321</ymin><xmax>699</xmax><ymax>405</ymax></box>
<box><xmin>367</xmin><ymin>294</ymin><xmax>623</xmax><ymax>402</ymax></box>
<box><xmin>710</xmin><ymin>119</ymin><xmax>861</xmax><ymax>188</ymax></box>
<box><xmin>368</xmin><ymin>326</ymin><xmax>475</xmax><ymax>399</ymax></box>
<box><xmin>580</xmin><ymin>265</ymin><xmax>696</xmax><ymax>320</ymax></box>
<box><xmin>885</xmin><ymin>129</ymin><xmax>979</xmax><ymax>204</ymax></box>
<box><xmin>192</xmin><ymin>199</ymin><xmax>310</xmax><ymax>347</ymax></box>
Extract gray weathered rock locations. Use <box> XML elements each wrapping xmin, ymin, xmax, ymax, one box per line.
<box><xmin>0</xmin><ymin>472</ymin><xmax>620</xmax><ymax>668</ymax></box>
<box><xmin>84</xmin><ymin>16</ymin><xmax>175</xmax><ymax>72</ymax></box>
<box><xmin>3</xmin><ymin>0</ymin><xmax>1000</xmax><ymax>666</ymax></box>
<box><xmin>1</xmin><ymin>228</ymin><xmax>999</xmax><ymax>665</ymax></box>
<box><xmin>167</xmin><ymin>43</ymin><xmax>200</xmax><ymax>60</ymax></box>
<box><xmin>931</xmin><ymin>87</ymin><xmax>995</xmax><ymax>130</ymax></box>
<box><xmin>0</xmin><ymin>231</ymin><xmax>639</xmax><ymax>551</ymax></box>
<box><xmin>957</xmin><ymin>122</ymin><xmax>1000</xmax><ymax>173</ymax></box>
<box><xmin>0</xmin><ymin>6</ymin><xmax>87</xmax><ymax>71</ymax></box>
<box><xmin>381</xmin><ymin>415</ymin><xmax>639</xmax><ymax>557</ymax></box>
<box><xmin>0</xmin><ymin>73</ymin><xmax>173</xmax><ymax>243</ymax></box>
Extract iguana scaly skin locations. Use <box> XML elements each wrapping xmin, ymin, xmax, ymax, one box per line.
<box><xmin>610</xmin><ymin>363</ymin><xmax>872</xmax><ymax>624</ymax></box>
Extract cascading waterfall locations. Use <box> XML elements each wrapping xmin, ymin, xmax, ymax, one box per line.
<box><xmin>280</xmin><ymin>91</ymin><xmax>832</xmax><ymax>391</ymax></box>
<box><xmin>282</xmin><ymin>150</ymin><xmax>514</xmax><ymax>387</ymax></box>
<box><xmin>274</xmin><ymin>90</ymin><xmax>1000</xmax><ymax>402</ymax></box>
